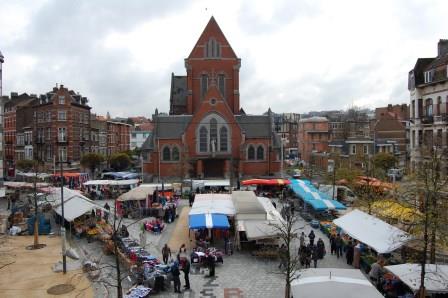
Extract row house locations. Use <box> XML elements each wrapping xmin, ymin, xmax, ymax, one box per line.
<box><xmin>374</xmin><ymin>104</ymin><xmax>409</xmax><ymax>167</ymax></box>
<box><xmin>34</xmin><ymin>85</ymin><xmax>91</xmax><ymax>167</ymax></box>
<box><xmin>90</xmin><ymin>114</ymin><xmax>108</xmax><ymax>156</ymax></box>
<box><xmin>107</xmin><ymin>121</ymin><xmax>131</xmax><ymax>156</ymax></box>
<box><xmin>4</xmin><ymin>93</ymin><xmax>37</xmax><ymax>176</ymax></box>
<box><xmin>408</xmin><ymin>39</ymin><xmax>448</xmax><ymax>172</ymax></box>
<box><xmin>298</xmin><ymin>116</ymin><xmax>329</xmax><ymax>170</ymax></box>
<box><xmin>273</xmin><ymin>112</ymin><xmax>300</xmax><ymax>158</ymax></box>
<box><xmin>327</xmin><ymin>109</ymin><xmax>375</xmax><ymax>170</ymax></box>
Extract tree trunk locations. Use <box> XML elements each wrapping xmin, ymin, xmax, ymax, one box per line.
<box><xmin>113</xmin><ymin>199</ymin><xmax>123</xmax><ymax>298</ymax></box>
<box><xmin>419</xmin><ymin>196</ymin><xmax>429</xmax><ymax>298</ymax></box>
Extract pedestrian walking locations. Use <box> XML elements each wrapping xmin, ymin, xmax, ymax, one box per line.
<box><xmin>278</xmin><ymin>244</ymin><xmax>287</xmax><ymax>270</ymax></box>
<box><xmin>299</xmin><ymin>245</ymin><xmax>306</xmax><ymax>267</ymax></box>
<box><xmin>353</xmin><ymin>241</ymin><xmax>361</xmax><ymax>269</ymax></box>
<box><xmin>300</xmin><ymin>232</ymin><xmax>306</xmax><ymax>247</ymax></box>
<box><xmin>311</xmin><ymin>245</ymin><xmax>319</xmax><ymax>268</ymax></box>
<box><xmin>317</xmin><ymin>238</ymin><xmax>325</xmax><ymax>259</ymax></box>
<box><xmin>305</xmin><ymin>245</ymin><xmax>312</xmax><ymax>268</ymax></box>
<box><xmin>335</xmin><ymin>234</ymin><xmax>343</xmax><ymax>259</ymax></box>
<box><xmin>182</xmin><ymin>259</ymin><xmax>191</xmax><ymax>290</ymax></box>
<box><xmin>188</xmin><ymin>192</ymin><xmax>194</xmax><ymax>207</ymax></box>
<box><xmin>308</xmin><ymin>230</ymin><xmax>315</xmax><ymax>246</ymax></box>
<box><xmin>162</xmin><ymin>244</ymin><xmax>172</xmax><ymax>264</ymax></box>
<box><xmin>103</xmin><ymin>202</ymin><xmax>110</xmax><ymax>221</ymax></box>
<box><xmin>207</xmin><ymin>254</ymin><xmax>215</xmax><ymax>277</ymax></box>
<box><xmin>345</xmin><ymin>241</ymin><xmax>354</xmax><ymax>265</ymax></box>
<box><xmin>171</xmin><ymin>262</ymin><xmax>181</xmax><ymax>293</ymax></box>
<box><xmin>330</xmin><ymin>234</ymin><xmax>336</xmax><ymax>255</ymax></box>
<box><xmin>369</xmin><ymin>256</ymin><xmax>385</xmax><ymax>291</ymax></box>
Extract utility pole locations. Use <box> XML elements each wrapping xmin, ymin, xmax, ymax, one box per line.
<box><xmin>332</xmin><ymin>164</ymin><xmax>336</xmax><ymax>200</ymax></box>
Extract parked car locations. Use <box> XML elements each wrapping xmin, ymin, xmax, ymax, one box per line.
<box><xmin>387</xmin><ymin>168</ymin><xmax>404</xmax><ymax>181</ymax></box>
<box><xmin>310</xmin><ymin>220</ymin><xmax>320</xmax><ymax>229</ymax></box>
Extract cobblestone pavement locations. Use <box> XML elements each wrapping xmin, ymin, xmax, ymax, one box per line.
<box><xmin>78</xmin><ymin>199</ymin><xmax>354</xmax><ymax>297</ymax></box>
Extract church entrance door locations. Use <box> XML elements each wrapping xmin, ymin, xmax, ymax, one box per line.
<box><xmin>203</xmin><ymin>159</ymin><xmax>225</xmax><ymax>178</ymax></box>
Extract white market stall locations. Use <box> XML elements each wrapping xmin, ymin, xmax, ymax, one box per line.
<box><xmin>385</xmin><ymin>264</ymin><xmax>448</xmax><ymax>295</ymax></box>
<box><xmin>333</xmin><ymin>209</ymin><xmax>411</xmax><ymax>254</ymax></box>
<box><xmin>46</xmin><ymin>187</ymin><xmax>107</xmax><ymax>222</ymax></box>
<box><xmin>232</xmin><ymin>191</ymin><xmax>284</xmax><ymax>249</ymax></box>
<box><xmin>291</xmin><ymin>268</ymin><xmax>384</xmax><ymax>298</ymax></box>
<box><xmin>188</xmin><ymin>194</ymin><xmax>234</xmax><ymax>230</ymax></box>
<box><xmin>83</xmin><ymin>179</ymin><xmax>140</xmax><ymax>186</ymax></box>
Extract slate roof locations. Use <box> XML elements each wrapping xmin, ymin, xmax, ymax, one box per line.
<box><xmin>153</xmin><ymin>115</ymin><xmax>192</xmax><ymax>139</ymax></box>
<box><xmin>141</xmin><ymin>136</ymin><xmax>153</xmax><ymax>150</ymax></box>
<box><xmin>235</xmin><ymin>115</ymin><xmax>271</xmax><ymax>138</ymax></box>
<box><xmin>169</xmin><ymin>74</ymin><xmax>187</xmax><ymax>114</ymax></box>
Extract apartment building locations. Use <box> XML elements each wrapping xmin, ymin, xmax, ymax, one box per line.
<box><xmin>298</xmin><ymin>116</ymin><xmax>329</xmax><ymax>169</ymax></box>
<box><xmin>408</xmin><ymin>39</ymin><xmax>448</xmax><ymax>171</ymax></box>
<box><xmin>34</xmin><ymin>85</ymin><xmax>91</xmax><ymax>166</ymax></box>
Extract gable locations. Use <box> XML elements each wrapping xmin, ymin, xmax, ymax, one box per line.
<box><xmin>187</xmin><ymin>16</ymin><xmax>238</xmax><ymax>59</ymax></box>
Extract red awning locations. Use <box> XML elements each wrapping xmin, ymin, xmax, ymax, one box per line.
<box><xmin>241</xmin><ymin>179</ymin><xmax>291</xmax><ymax>186</ymax></box>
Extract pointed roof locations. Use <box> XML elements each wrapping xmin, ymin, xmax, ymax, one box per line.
<box><xmin>188</xmin><ymin>16</ymin><xmax>238</xmax><ymax>59</ymax></box>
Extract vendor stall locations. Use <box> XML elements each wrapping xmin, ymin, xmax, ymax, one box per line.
<box><xmin>116</xmin><ymin>184</ymin><xmax>177</xmax><ymax>219</ymax></box>
<box><xmin>101</xmin><ymin>171</ymin><xmax>140</xmax><ymax>180</ymax></box>
<box><xmin>83</xmin><ymin>179</ymin><xmax>139</xmax><ymax>200</ymax></box>
<box><xmin>384</xmin><ymin>264</ymin><xmax>448</xmax><ymax>297</ymax></box>
<box><xmin>52</xmin><ymin>172</ymin><xmax>90</xmax><ymax>189</ymax></box>
<box><xmin>333</xmin><ymin>209</ymin><xmax>411</xmax><ymax>254</ymax></box>
<box><xmin>241</xmin><ymin>178</ymin><xmax>290</xmax><ymax>198</ymax></box>
<box><xmin>291</xmin><ymin>268</ymin><xmax>384</xmax><ymax>298</ymax></box>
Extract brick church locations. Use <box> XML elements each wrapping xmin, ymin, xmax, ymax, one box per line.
<box><xmin>142</xmin><ymin>17</ymin><xmax>281</xmax><ymax>180</ymax></box>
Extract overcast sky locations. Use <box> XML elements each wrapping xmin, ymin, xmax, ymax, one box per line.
<box><xmin>1</xmin><ymin>0</ymin><xmax>447</xmax><ymax>118</ymax></box>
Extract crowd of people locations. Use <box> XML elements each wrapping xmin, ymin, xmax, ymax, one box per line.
<box><xmin>297</xmin><ymin>231</ymin><xmax>326</xmax><ymax>268</ymax></box>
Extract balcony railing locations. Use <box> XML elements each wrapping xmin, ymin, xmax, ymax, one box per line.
<box><xmin>421</xmin><ymin>116</ymin><xmax>434</xmax><ymax>124</ymax></box>
<box><xmin>434</xmin><ymin>114</ymin><xmax>448</xmax><ymax>123</ymax></box>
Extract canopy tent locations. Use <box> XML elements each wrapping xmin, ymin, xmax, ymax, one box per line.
<box><xmin>189</xmin><ymin>194</ymin><xmax>235</xmax><ymax>216</ymax></box>
<box><xmin>291</xmin><ymin>268</ymin><xmax>383</xmax><ymax>298</ymax></box>
<box><xmin>101</xmin><ymin>171</ymin><xmax>139</xmax><ymax>180</ymax></box>
<box><xmin>385</xmin><ymin>264</ymin><xmax>448</xmax><ymax>294</ymax></box>
<box><xmin>235</xmin><ymin>196</ymin><xmax>285</xmax><ymax>241</ymax></box>
<box><xmin>333</xmin><ymin>209</ymin><xmax>411</xmax><ymax>254</ymax></box>
<box><xmin>83</xmin><ymin>179</ymin><xmax>139</xmax><ymax>186</ymax></box>
<box><xmin>4</xmin><ymin>181</ymin><xmax>50</xmax><ymax>189</ymax></box>
<box><xmin>189</xmin><ymin>213</ymin><xmax>230</xmax><ymax>229</ymax></box>
<box><xmin>15</xmin><ymin>171</ymin><xmax>52</xmax><ymax>180</ymax></box>
<box><xmin>241</xmin><ymin>178</ymin><xmax>290</xmax><ymax>186</ymax></box>
<box><xmin>191</xmin><ymin>179</ymin><xmax>230</xmax><ymax>190</ymax></box>
<box><xmin>289</xmin><ymin>179</ymin><xmax>346</xmax><ymax>211</ymax></box>
<box><xmin>231</xmin><ymin>191</ymin><xmax>266</xmax><ymax>220</ymax></box>
<box><xmin>117</xmin><ymin>184</ymin><xmax>172</xmax><ymax>202</ymax></box>
<box><xmin>45</xmin><ymin>187</ymin><xmax>106</xmax><ymax>222</ymax></box>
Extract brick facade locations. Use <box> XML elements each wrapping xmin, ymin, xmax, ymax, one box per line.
<box><xmin>143</xmin><ymin>17</ymin><xmax>281</xmax><ymax>180</ymax></box>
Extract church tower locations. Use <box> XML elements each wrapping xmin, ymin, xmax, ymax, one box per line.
<box><xmin>185</xmin><ymin>17</ymin><xmax>241</xmax><ymax>114</ymax></box>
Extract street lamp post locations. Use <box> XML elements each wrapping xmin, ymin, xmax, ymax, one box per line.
<box><xmin>58</xmin><ymin>161</ymin><xmax>67</xmax><ymax>274</ymax></box>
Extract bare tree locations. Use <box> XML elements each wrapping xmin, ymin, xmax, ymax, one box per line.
<box><xmin>271</xmin><ymin>211</ymin><xmax>302</xmax><ymax>298</ymax></box>
<box><xmin>395</xmin><ymin>146</ymin><xmax>448</xmax><ymax>298</ymax></box>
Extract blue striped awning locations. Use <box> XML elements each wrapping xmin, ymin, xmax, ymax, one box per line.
<box><xmin>289</xmin><ymin>179</ymin><xmax>346</xmax><ymax>211</ymax></box>
<box><xmin>189</xmin><ymin>213</ymin><xmax>230</xmax><ymax>229</ymax></box>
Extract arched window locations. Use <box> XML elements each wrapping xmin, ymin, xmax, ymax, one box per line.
<box><xmin>205</xmin><ymin>38</ymin><xmax>220</xmax><ymax>58</ymax></box>
<box><xmin>172</xmin><ymin>147</ymin><xmax>180</xmax><ymax>161</ymax></box>
<box><xmin>248</xmin><ymin>145</ymin><xmax>255</xmax><ymax>160</ymax></box>
<box><xmin>199</xmin><ymin>126</ymin><xmax>208</xmax><ymax>152</ymax></box>
<box><xmin>162</xmin><ymin>146</ymin><xmax>171</xmax><ymax>161</ymax></box>
<box><xmin>219</xmin><ymin>126</ymin><xmax>228</xmax><ymax>151</ymax></box>
<box><xmin>210</xmin><ymin>118</ymin><xmax>217</xmax><ymax>152</ymax></box>
<box><xmin>256</xmin><ymin>145</ymin><xmax>264</xmax><ymax>160</ymax></box>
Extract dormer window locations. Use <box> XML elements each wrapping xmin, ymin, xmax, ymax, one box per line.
<box><xmin>424</xmin><ymin>70</ymin><xmax>434</xmax><ymax>83</ymax></box>
<box><xmin>205</xmin><ymin>38</ymin><xmax>221</xmax><ymax>58</ymax></box>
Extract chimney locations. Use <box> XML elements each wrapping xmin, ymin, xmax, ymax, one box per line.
<box><xmin>437</xmin><ymin>39</ymin><xmax>448</xmax><ymax>57</ymax></box>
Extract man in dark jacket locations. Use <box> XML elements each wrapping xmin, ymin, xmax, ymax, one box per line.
<box><xmin>171</xmin><ymin>262</ymin><xmax>181</xmax><ymax>293</ymax></box>
<box><xmin>335</xmin><ymin>234</ymin><xmax>343</xmax><ymax>259</ymax></box>
<box><xmin>308</xmin><ymin>230</ymin><xmax>316</xmax><ymax>246</ymax></box>
<box><xmin>345</xmin><ymin>241</ymin><xmax>354</xmax><ymax>265</ymax></box>
<box><xmin>182</xmin><ymin>259</ymin><xmax>191</xmax><ymax>290</ymax></box>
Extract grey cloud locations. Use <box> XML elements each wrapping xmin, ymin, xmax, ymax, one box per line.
<box><xmin>237</xmin><ymin>0</ymin><xmax>320</xmax><ymax>35</ymax></box>
<box><xmin>3</xmin><ymin>0</ymin><xmax>189</xmax><ymax>117</ymax></box>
